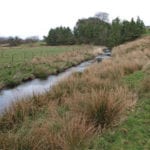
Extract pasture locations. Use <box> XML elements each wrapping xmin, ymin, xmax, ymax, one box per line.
<box><xmin>0</xmin><ymin>44</ymin><xmax>80</xmax><ymax>65</ymax></box>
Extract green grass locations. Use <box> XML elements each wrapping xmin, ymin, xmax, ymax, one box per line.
<box><xmin>0</xmin><ymin>45</ymin><xmax>79</xmax><ymax>65</ymax></box>
<box><xmin>90</xmin><ymin>71</ymin><xmax>150</xmax><ymax>150</ymax></box>
<box><xmin>143</xmin><ymin>29</ymin><xmax>150</xmax><ymax>36</ymax></box>
<box><xmin>122</xmin><ymin>71</ymin><xmax>145</xmax><ymax>89</ymax></box>
<box><xmin>91</xmin><ymin>97</ymin><xmax>150</xmax><ymax>150</ymax></box>
<box><xmin>0</xmin><ymin>44</ymin><xmax>95</xmax><ymax>89</ymax></box>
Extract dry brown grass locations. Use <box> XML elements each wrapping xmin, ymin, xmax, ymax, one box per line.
<box><xmin>31</xmin><ymin>46</ymin><xmax>104</xmax><ymax>66</ymax></box>
<box><xmin>0</xmin><ymin>36</ymin><xmax>150</xmax><ymax>149</ymax></box>
<box><xmin>30</xmin><ymin>46</ymin><xmax>105</xmax><ymax>79</ymax></box>
<box><xmin>0</xmin><ymin>115</ymin><xmax>95</xmax><ymax>150</ymax></box>
<box><xmin>112</xmin><ymin>36</ymin><xmax>150</xmax><ymax>57</ymax></box>
<box><xmin>142</xmin><ymin>61</ymin><xmax>150</xmax><ymax>75</ymax></box>
<box><xmin>65</xmin><ymin>87</ymin><xmax>136</xmax><ymax>128</ymax></box>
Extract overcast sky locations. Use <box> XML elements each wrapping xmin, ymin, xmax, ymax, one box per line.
<box><xmin>0</xmin><ymin>0</ymin><xmax>149</xmax><ymax>38</ymax></box>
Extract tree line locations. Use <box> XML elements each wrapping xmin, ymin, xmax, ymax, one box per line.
<box><xmin>45</xmin><ymin>15</ymin><xmax>145</xmax><ymax>48</ymax></box>
<box><xmin>0</xmin><ymin>36</ymin><xmax>39</xmax><ymax>46</ymax></box>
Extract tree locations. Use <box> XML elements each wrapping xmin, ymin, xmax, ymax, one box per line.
<box><xmin>25</xmin><ymin>36</ymin><xmax>39</xmax><ymax>43</ymax></box>
<box><xmin>74</xmin><ymin>17</ymin><xmax>110</xmax><ymax>45</ymax></box>
<box><xmin>108</xmin><ymin>18</ymin><xmax>122</xmax><ymax>47</ymax></box>
<box><xmin>135</xmin><ymin>17</ymin><xmax>145</xmax><ymax>36</ymax></box>
<box><xmin>45</xmin><ymin>27</ymin><xmax>75</xmax><ymax>45</ymax></box>
<box><xmin>45</xmin><ymin>14</ymin><xmax>145</xmax><ymax>47</ymax></box>
<box><xmin>8</xmin><ymin>36</ymin><xmax>22</xmax><ymax>46</ymax></box>
<box><xmin>121</xmin><ymin>17</ymin><xmax>145</xmax><ymax>42</ymax></box>
<box><xmin>107</xmin><ymin>17</ymin><xmax>145</xmax><ymax>47</ymax></box>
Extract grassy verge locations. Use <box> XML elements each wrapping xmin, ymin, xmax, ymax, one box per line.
<box><xmin>0</xmin><ymin>36</ymin><xmax>150</xmax><ymax>149</ymax></box>
<box><xmin>0</xmin><ymin>44</ymin><xmax>103</xmax><ymax>90</ymax></box>
<box><xmin>91</xmin><ymin>71</ymin><xmax>150</xmax><ymax>150</ymax></box>
<box><xmin>143</xmin><ymin>28</ymin><xmax>150</xmax><ymax>36</ymax></box>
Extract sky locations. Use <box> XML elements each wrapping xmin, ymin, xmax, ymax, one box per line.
<box><xmin>0</xmin><ymin>0</ymin><xmax>149</xmax><ymax>38</ymax></box>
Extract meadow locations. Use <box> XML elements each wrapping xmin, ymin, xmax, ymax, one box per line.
<box><xmin>0</xmin><ymin>36</ymin><xmax>149</xmax><ymax>149</ymax></box>
<box><xmin>145</xmin><ymin>28</ymin><xmax>150</xmax><ymax>36</ymax></box>
<box><xmin>0</xmin><ymin>44</ymin><xmax>102</xmax><ymax>90</ymax></box>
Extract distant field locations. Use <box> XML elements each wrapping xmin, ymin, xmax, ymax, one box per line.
<box><xmin>144</xmin><ymin>28</ymin><xmax>150</xmax><ymax>36</ymax></box>
<box><xmin>0</xmin><ymin>44</ymin><xmax>101</xmax><ymax>89</ymax></box>
<box><xmin>0</xmin><ymin>45</ymin><xmax>80</xmax><ymax>65</ymax></box>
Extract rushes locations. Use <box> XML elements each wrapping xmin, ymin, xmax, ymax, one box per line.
<box><xmin>60</xmin><ymin>116</ymin><xmax>95</xmax><ymax>150</ymax></box>
<box><xmin>66</xmin><ymin>86</ymin><xmax>136</xmax><ymax>128</ymax></box>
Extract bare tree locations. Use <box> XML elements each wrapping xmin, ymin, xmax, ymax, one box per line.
<box><xmin>95</xmin><ymin>12</ymin><xmax>109</xmax><ymax>22</ymax></box>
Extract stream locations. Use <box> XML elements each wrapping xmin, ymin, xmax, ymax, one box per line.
<box><xmin>0</xmin><ymin>52</ymin><xmax>111</xmax><ymax>113</ymax></box>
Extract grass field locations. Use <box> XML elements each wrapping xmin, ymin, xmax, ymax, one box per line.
<box><xmin>0</xmin><ymin>44</ymin><xmax>102</xmax><ymax>90</ymax></box>
<box><xmin>0</xmin><ymin>44</ymin><xmax>79</xmax><ymax>65</ymax></box>
<box><xmin>0</xmin><ymin>36</ymin><xmax>149</xmax><ymax>149</ymax></box>
<box><xmin>144</xmin><ymin>28</ymin><xmax>150</xmax><ymax>36</ymax></box>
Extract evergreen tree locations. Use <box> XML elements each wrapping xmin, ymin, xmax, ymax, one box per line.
<box><xmin>136</xmin><ymin>17</ymin><xmax>145</xmax><ymax>36</ymax></box>
<box><xmin>45</xmin><ymin>16</ymin><xmax>145</xmax><ymax>47</ymax></box>
<box><xmin>74</xmin><ymin>17</ymin><xmax>110</xmax><ymax>45</ymax></box>
<box><xmin>108</xmin><ymin>18</ymin><xmax>122</xmax><ymax>47</ymax></box>
<box><xmin>45</xmin><ymin>27</ymin><xmax>75</xmax><ymax>45</ymax></box>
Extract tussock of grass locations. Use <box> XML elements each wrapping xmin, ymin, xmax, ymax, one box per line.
<box><xmin>68</xmin><ymin>87</ymin><xmax>136</xmax><ymax>128</ymax></box>
<box><xmin>0</xmin><ymin>36</ymin><xmax>150</xmax><ymax>149</ymax></box>
<box><xmin>33</xmin><ymin>65</ymin><xmax>50</xmax><ymax>78</ymax></box>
